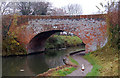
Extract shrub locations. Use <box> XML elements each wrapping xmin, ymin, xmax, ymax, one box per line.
<box><xmin>2</xmin><ymin>35</ymin><xmax>27</xmax><ymax>56</ymax></box>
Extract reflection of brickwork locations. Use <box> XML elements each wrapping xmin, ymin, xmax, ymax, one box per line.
<box><xmin>10</xmin><ymin>14</ymin><xmax>107</xmax><ymax>53</ymax></box>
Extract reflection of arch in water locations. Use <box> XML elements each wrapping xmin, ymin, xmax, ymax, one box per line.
<box><xmin>27</xmin><ymin>30</ymin><xmax>85</xmax><ymax>54</ymax></box>
<box><xmin>26</xmin><ymin>53</ymin><xmax>49</xmax><ymax>75</ymax></box>
<box><xmin>44</xmin><ymin>46</ymin><xmax>85</xmax><ymax>68</ymax></box>
<box><xmin>44</xmin><ymin>49</ymin><xmax>66</xmax><ymax>68</ymax></box>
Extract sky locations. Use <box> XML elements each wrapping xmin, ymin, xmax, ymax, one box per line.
<box><xmin>1</xmin><ymin>0</ymin><xmax>119</xmax><ymax>15</ymax></box>
<box><xmin>48</xmin><ymin>0</ymin><xmax>108</xmax><ymax>15</ymax></box>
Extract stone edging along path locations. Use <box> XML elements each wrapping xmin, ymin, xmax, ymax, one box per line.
<box><xmin>36</xmin><ymin>50</ymin><xmax>93</xmax><ymax>77</ymax></box>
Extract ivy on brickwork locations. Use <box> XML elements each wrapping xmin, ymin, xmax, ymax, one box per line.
<box><xmin>2</xmin><ymin>14</ymin><xmax>27</xmax><ymax>56</ymax></box>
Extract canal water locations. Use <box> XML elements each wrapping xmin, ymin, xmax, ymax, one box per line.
<box><xmin>2</xmin><ymin>46</ymin><xmax>84</xmax><ymax>76</ymax></box>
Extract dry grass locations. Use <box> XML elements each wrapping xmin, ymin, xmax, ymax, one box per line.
<box><xmin>86</xmin><ymin>42</ymin><xmax>119</xmax><ymax>76</ymax></box>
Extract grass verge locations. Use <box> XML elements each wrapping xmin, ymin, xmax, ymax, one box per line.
<box><xmin>51</xmin><ymin>67</ymin><xmax>76</xmax><ymax>76</ymax></box>
<box><xmin>50</xmin><ymin>56</ymin><xmax>79</xmax><ymax>76</ymax></box>
<box><xmin>83</xmin><ymin>53</ymin><xmax>101</xmax><ymax>76</ymax></box>
<box><xmin>37</xmin><ymin>55</ymin><xmax>79</xmax><ymax>76</ymax></box>
<box><xmin>83</xmin><ymin>43</ymin><xmax>118</xmax><ymax>76</ymax></box>
<box><xmin>68</xmin><ymin>56</ymin><xmax>79</xmax><ymax>65</ymax></box>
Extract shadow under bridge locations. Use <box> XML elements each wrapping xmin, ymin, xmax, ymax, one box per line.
<box><xmin>27</xmin><ymin>30</ymin><xmax>63</xmax><ymax>54</ymax></box>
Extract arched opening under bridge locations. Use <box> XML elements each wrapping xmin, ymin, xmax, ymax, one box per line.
<box><xmin>27</xmin><ymin>30</ymin><xmax>85</xmax><ymax>54</ymax></box>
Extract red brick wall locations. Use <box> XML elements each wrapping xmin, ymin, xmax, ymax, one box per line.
<box><xmin>8</xmin><ymin>14</ymin><xmax>107</xmax><ymax>53</ymax></box>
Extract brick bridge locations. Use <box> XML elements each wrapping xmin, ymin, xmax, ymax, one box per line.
<box><xmin>9</xmin><ymin>14</ymin><xmax>107</xmax><ymax>54</ymax></box>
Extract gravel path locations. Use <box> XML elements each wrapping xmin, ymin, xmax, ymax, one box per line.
<box><xmin>67</xmin><ymin>54</ymin><xmax>93</xmax><ymax>76</ymax></box>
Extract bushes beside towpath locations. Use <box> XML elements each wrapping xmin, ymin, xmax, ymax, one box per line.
<box><xmin>45</xmin><ymin>35</ymin><xmax>83</xmax><ymax>50</ymax></box>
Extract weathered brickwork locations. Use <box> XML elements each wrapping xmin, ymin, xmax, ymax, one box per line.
<box><xmin>10</xmin><ymin>14</ymin><xmax>107</xmax><ymax>53</ymax></box>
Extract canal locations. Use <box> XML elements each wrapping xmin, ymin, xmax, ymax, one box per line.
<box><xmin>2</xmin><ymin>46</ymin><xmax>84</xmax><ymax>76</ymax></box>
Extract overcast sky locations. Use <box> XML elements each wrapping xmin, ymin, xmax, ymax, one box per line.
<box><xmin>48</xmin><ymin>0</ymin><xmax>119</xmax><ymax>15</ymax></box>
<box><xmin>48</xmin><ymin>0</ymin><xmax>107</xmax><ymax>15</ymax></box>
<box><xmin>1</xmin><ymin>0</ymin><xmax>119</xmax><ymax>15</ymax></box>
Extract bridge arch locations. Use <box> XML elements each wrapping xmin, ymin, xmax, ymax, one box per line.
<box><xmin>27</xmin><ymin>30</ymin><xmax>85</xmax><ymax>54</ymax></box>
<box><xmin>27</xmin><ymin>30</ymin><xmax>63</xmax><ymax>53</ymax></box>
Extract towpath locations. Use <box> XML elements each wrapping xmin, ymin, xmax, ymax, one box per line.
<box><xmin>67</xmin><ymin>53</ymin><xmax>93</xmax><ymax>76</ymax></box>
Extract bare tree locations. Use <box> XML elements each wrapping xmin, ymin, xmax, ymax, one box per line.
<box><xmin>31</xmin><ymin>2</ymin><xmax>51</xmax><ymax>15</ymax></box>
<box><xmin>17</xmin><ymin>2</ymin><xmax>32</xmax><ymax>15</ymax></box>
<box><xmin>47</xmin><ymin>8</ymin><xmax>66</xmax><ymax>16</ymax></box>
<box><xmin>0</xmin><ymin>2</ymin><xmax>22</xmax><ymax>15</ymax></box>
<box><xmin>96</xmin><ymin>1</ymin><xmax>118</xmax><ymax>14</ymax></box>
<box><xmin>0</xmin><ymin>2</ymin><xmax>11</xmax><ymax>15</ymax></box>
<box><xmin>0</xmin><ymin>1</ymin><xmax>51</xmax><ymax>15</ymax></box>
<box><xmin>17</xmin><ymin>2</ymin><xmax>51</xmax><ymax>15</ymax></box>
<box><xmin>63</xmin><ymin>4</ymin><xmax>82</xmax><ymax>15</ymax></box>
